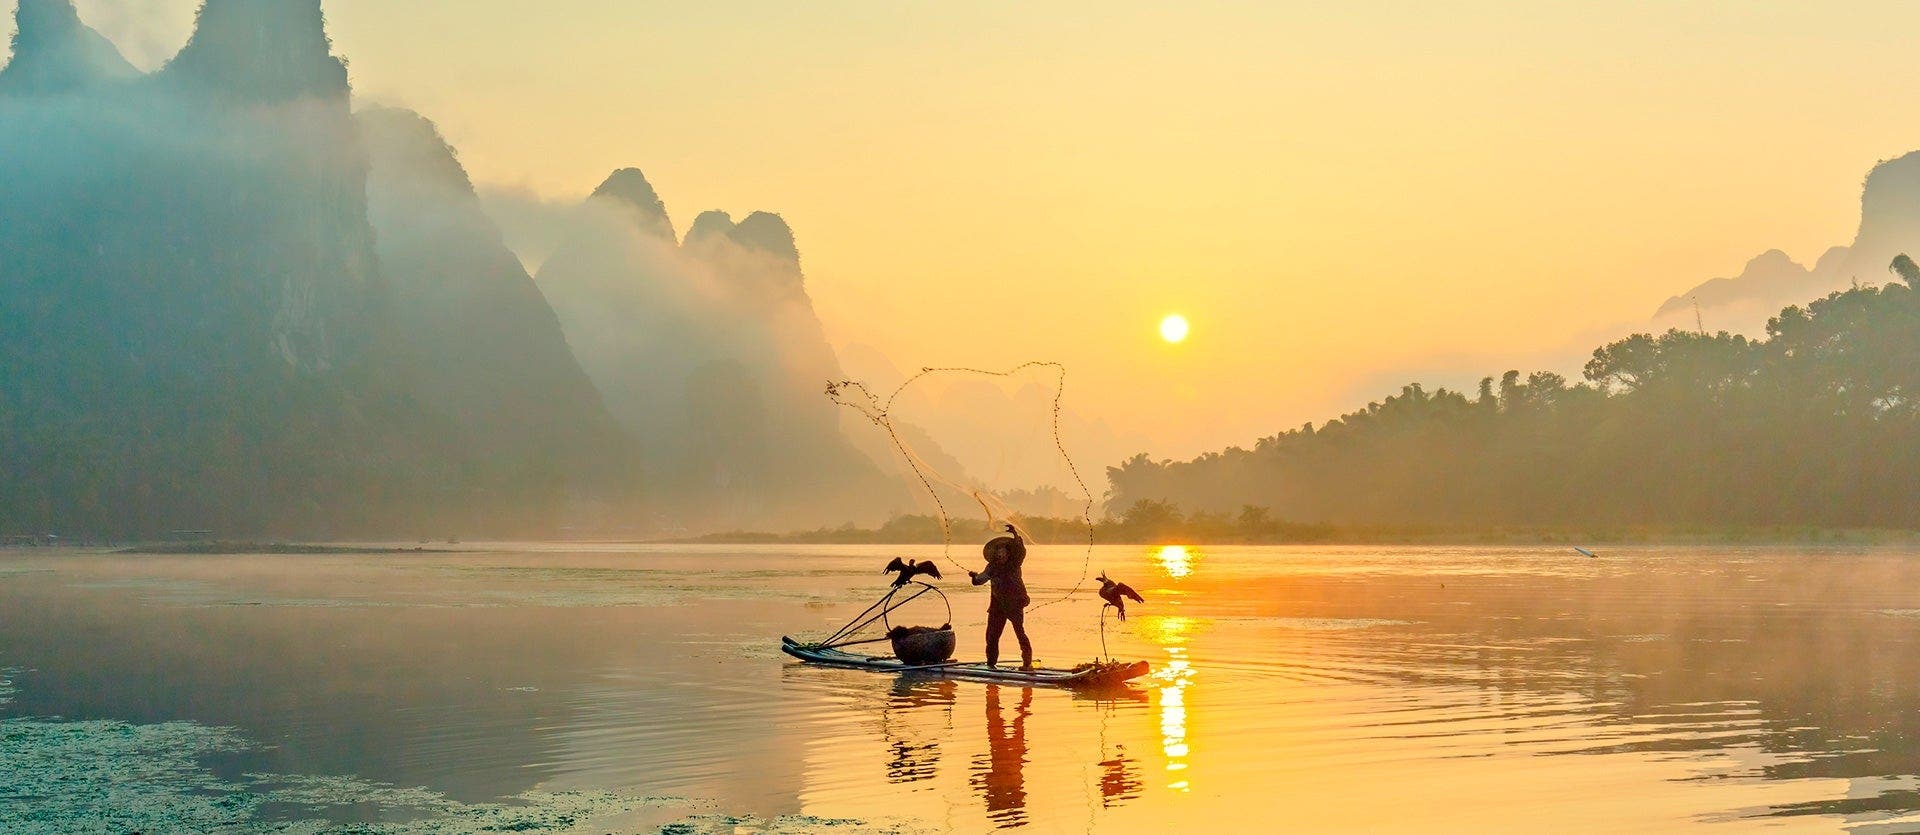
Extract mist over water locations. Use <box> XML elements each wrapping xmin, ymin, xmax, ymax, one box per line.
<box><xmin>6</xmin><ymin>544</ymin><xmax>1920</xmax><ymax>832</ymax></box>
<box><xmin>13</xmin><ymin>5</ymin><xmax>1920</xmax><ymax>835</ymax></box>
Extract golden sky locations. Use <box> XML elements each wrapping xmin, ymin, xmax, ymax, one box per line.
<box><xmin>21</xmin><ymin>1</ymin><xmax>1920</xmax><ymax>456</ymax></box>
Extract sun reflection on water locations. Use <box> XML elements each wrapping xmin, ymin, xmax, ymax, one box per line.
<box><xmin>1149</xmin><ymin>615</ymin><xmax>1196</xmax><ymax>792</ymax></box>
<box><xmin>1152</xmin><ymin>614</ymin><xmax>1192</xmax><ymax>646</ymax></box>
<box><xmin>1157</xmin><ymin>655</ymin><xmax>1194</xmax><ymax>791</ymax></box>
<box><xmin>1157</xmin><ymin>545</ymin><xmax>1195</xmax><ymax>579</ymax></box>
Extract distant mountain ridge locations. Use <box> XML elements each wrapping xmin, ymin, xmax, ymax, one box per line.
<box><xmin>358</xmin><ymin>107</ymin><xmax>642</xmax><ymax>527</ymax></box>
<box><xmin>533</xmin><ymin>170</ymin><xmax>909</xmax><ymax>531</ymax></box>
<box><xmin>591</xmin><ymin>168</ymin><xmax>677</xmax><ymax>243</ymax></box>
<box><xmin>0</xmin><ymin>0</ymin><xmax>955</xmax><ymax>538</ymax></box>
<box><xmin>0</xmin><ymin>0</ymin><xmax>136</xmax><ymax>94</ymax></box>
<box><xmin>1657</xmin><ymin>152</ymin><xmax>1920</xmax><ymax>332</ymax></box>
<box><xmin>0</xmin><ymin>1</ymin><xmax>635</xmax><ymax>537</ymax></box>
<box><xmin>159</xmin><ymin>0</ymin><xmax>346</xmax><ymax>103</ymax></box>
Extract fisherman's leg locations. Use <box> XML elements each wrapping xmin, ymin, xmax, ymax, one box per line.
<box><xmin>985</xmin><ymin>610</ymin><xmax>1006</xmax><ymax>667</ymax></box>
<box><xmin>1009</xmin><ymin>610</ymin><xmax>1034</xmax><ymax>669</ymax></box>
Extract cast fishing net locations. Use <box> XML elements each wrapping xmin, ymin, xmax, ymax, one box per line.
<box><xmin>826</xmin><ymin>362</ymin><xmax>1096</xmax><ymax>610</ymax></box>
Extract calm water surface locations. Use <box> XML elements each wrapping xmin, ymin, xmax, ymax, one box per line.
<box><xmin>6</xmin><ymin>544</ymin><xmax>1920</xmax><ymax>832</ymax></box>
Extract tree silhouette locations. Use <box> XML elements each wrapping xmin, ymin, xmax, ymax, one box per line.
<box><xmin>1106</xmin><ymin>260</ymin><xmax>1920</xmax><ymax>533</ymax></box>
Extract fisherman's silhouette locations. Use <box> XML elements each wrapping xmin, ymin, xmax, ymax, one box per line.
<box><xmin>970</xmin><ymin>524</ymin><xmax>1034</xmax><ymax>670</ymax></box>
<box><xmin>973</xmin><ymin>684</ymin><xmax>1032</xmax><ymax>827</ymax></box>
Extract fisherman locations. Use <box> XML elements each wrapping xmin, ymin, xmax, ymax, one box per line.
<box><xmin>969</xmin><ymin>524</ymin><xmax>1034</xmax><ymax>670</ymax></box>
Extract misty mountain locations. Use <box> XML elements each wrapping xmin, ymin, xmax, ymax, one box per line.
<box><xmin>1</xmin><ymin>0</ymin><xmax>398</xmax><ymax>536</ymax></box>
<box><xmin>474</xmin><ymin>186</ymin><xmax>589</xmax><ymax>274</ymax></box>
<box><xmin>357</xmin><ymin>106</ymin><xmax>640</xmax><ymax>523</ymax></box>
<box><xmin>156</xmin><ymin>0</ymin><xmax>345</xmax><ymax>104</ymax></box>
<box><xmin>531</xmin><ymin>170</ymin><xmax>716</xmax><ymax>469</ymax></box>
<box><xmin>1654</xmin><ymin>248</ymin><xmax>1848</xmax><ymax>330</ymax></box>
<box><xmin>0</xmin><ymin>1</ymin><xmax>635</xmax><ymax>538</ymax></box>
<box><xmin>0</xmin><ymin>0</ymin><xmax>135</xmax><ymax>94</ymax></box>
<box><xmin>531</xmin><ymin>172</ymin><xmax>907</xmax><ymax>531</ymax></box>
<box><xmin>1657</xmin><ymin>152</ymin><xmax>1920</xmax><ymax>333</ymax></box>
<box><xmin>590</xmin><ymin>167</ymin><xmax>677</xmax><ymax>244</ymax></box>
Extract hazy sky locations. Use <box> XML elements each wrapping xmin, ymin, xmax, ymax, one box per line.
<box><xmin>15</xmin><ymin>1</ymin><xmax>1920</xmax><ymax>458</ymax></box>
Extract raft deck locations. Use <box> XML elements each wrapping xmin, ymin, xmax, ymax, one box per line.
<box><xmin>781</xmin><ymin>636</ymin><xmax>1150</xmax><ymax>688</ymax></box>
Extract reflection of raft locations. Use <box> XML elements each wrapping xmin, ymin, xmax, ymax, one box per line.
<box><xmin>782</xmin><ymin>636</ymin><xmax>1151</xmax><ymax>688</ymax></box>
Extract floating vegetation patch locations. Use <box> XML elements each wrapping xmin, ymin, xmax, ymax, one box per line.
<box><xmin>1265</xmin><ymin>617</ymin><xmax>1411</xmax><ymax>631</ymax></box>
<box><xmin>473</xmin><ymin>587</ymin><xmax>689</xmax><ymax>608</ymax></box>
<box><xmin>118</xmin><ymin>542</ymin><xmax>461</xmax><ymax>556</ymax></box>
<box><xmin>67</xmin><ymin>578</ymin><xmax>397</xmax><ymax>609</ymax></box>
<box><xmin>424</xmin><ymin>565</ymin><xmax>684</xmax><ymax>583</ymax></box>
<box><xmin>249</xmin><ymin>781</ymin><xmax>671</xmax><ymax>834</ymax></box>
<box><xmin>0</xmin><ymin>689</ymin><xmax>672</xmax><ymax>834</ymax></box>
<box><xmin>0</xmin><ymin>716</ymin><xmax>258</xmax><ymax>833</ymax></box>
<box><xmin>658</xmin><ymin>814</ymin><xmax>931</xmax><ymax>834</ymax></box>
<box><xmin>0</xmin><ymin>565</ymin><xmax>56</xmax><ymax>576</ymax></box>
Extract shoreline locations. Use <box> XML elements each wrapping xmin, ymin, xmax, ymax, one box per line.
<box><xmin>114</xmin><ymin>542</ymin><xmax>470</xmax><ymax>556</ymax></box>
<box><xmin>2</xmin><ymin>530</ymin><xmax>1916</xmax><ymax>554</ymax></box>
<box><xmin>671</xmin><ymin>526</ymin><xmax>1920</xmax><ymax>548</ymax></box>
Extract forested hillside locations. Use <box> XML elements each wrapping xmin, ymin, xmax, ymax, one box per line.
<box><xmin>1109</xmin><ymin>263</ymin><xmax>1920</xmax><ymax>531</ymax></box>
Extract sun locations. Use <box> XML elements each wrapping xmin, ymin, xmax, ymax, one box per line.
<box><xmin>1160</xmin><ymin>314</ymin><xmax>1190</xmax><ymax>344</ymax></box>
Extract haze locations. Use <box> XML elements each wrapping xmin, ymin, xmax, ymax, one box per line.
<box><xmin>18</xmin><ymin>1</ymin><xmax>1920</xmax><ymax>457</ymax></box>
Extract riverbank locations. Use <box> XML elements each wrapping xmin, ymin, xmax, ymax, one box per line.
<box><xmin>677</xmin><ymin>514</ymin><xmax>1920</xmax><ymax>547</ymax></box>
<box><xmin>115</xmin><ymin>542</ymin><xmax>466</xmax><ymax>556</ymax></box>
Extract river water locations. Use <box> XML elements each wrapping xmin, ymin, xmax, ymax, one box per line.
<box><xmin>4</xmin><ymin>543</ymin><xmax>1920</xmax><ymax>832</ymax></box>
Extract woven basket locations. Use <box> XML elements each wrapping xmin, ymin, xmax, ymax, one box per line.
<box><xmin>888</xmin><ymin>625</ymin><xmax>956</xmax><ymax>666</ymax></box>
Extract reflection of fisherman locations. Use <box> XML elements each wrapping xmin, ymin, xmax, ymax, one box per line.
<box><xmin>969</xmin><ymin>524</ymin><xmax>1034</xmax><ymax>670</ymax></box>
<box><xmin>978</xmin><ymin>684</ymin><xmax>1031</xmax><ymax>822</ymax></box>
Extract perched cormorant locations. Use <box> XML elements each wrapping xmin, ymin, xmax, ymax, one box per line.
<box><xmin>1097</xmin><ymin>573</ymin><xmax>1145</xmax><ymax>621</ymax></box>
<box><xmin>884</xmin><ymin>558</ymin><xmax>943</xmax><ymax>587</ymax></box>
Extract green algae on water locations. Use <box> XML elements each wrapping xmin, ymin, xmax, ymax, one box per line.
<box><xmin>249</xmin><ymin>785</ymin><xmax>675</xmax><ymax>834</ymax></box>
<box><xmin>0</xmin><ymin>717</ymin><xmax>259</xmax><ymax>833</ymax></box>
<box><xmin>0</xmin><ymin>706</ymin><xmax>670</xmax><ymax>834</ymax></box>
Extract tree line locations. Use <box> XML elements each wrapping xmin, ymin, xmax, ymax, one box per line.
<box><xmin>1103</xmin><ymin>257</ymin><xmax>1920</xmax><ymax>535</ymax></box>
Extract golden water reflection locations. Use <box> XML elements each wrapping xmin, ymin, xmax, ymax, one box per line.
<box><xmin>882</xmin><ymin>677</ymin><xmax>955</xmax><ymax>784</ymax></box>
<box><xmin>1156</xmin><ymin>545</ymin><xmax>1195</xmax><ymax>579</ymax></box>
<box><xmin>1097</xmin><ymin>748</ymin><xmax>1143</xmax><ymax>807</ymax></box>
<box><xmin>1156</xmin><ymin>655</ymin><xmax>1193</xmax><ymax>791</ymax></box>
<box><xmin>972</xmin><ymin>684</ymin><xmax>1032</xmax><ymax>828</ymax></box>
<box><xmin>1146</xmin><ymin>614</ymin><xmax>1197</xmax><ymax>793</ymax></box>
<box><xmin>29</xmin><ymin>546</ymin><xmax>1920</xmax><ymax>830</ymax></box>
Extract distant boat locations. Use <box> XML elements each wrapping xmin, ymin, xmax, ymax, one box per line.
<box><xmin>1574</xmin><ymin>547</ymin><xmax>1597</xmax><ymax>558</ymax></box>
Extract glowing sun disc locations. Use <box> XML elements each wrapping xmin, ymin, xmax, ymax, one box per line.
<box><xmin>1160</xmin><ymin>314</ymin><xmax>1191</xmax><ymax>344</ymax></box>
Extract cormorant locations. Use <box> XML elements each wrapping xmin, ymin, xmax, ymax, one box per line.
<box><xmin>1097</xmin><ymin>573</ymin><xmax>1145</xmax><ymax>621</ymax></box>
<box><xmin>884</xmin><ymin>558</ymin><xmax>943</xmax><ymax>587</ymax></box>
